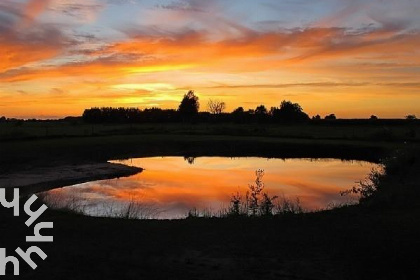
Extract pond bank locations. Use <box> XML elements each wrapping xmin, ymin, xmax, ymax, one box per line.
<box><xmin>0</xmin><ymin>134</ymin><xmax>392</xmax><ymax>175</ymax></box>
<box><xmin>0</xmin><ymin>162</ymin><xmax>142</xmax><ymax>195</ymax></box>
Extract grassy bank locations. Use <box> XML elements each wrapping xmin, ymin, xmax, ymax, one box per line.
<box><xmin>2</xmin><ymin>206</ymin><xmax>418</xmax><ymax>280</ymax></box>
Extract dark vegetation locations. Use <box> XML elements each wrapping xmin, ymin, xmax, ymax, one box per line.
<box><xmin>80</xmin><ymin>92</ymin><xmax>313</xmax><ymax>124</ymax></box>
<box><xmin>0</xmin><ymin>90</ymin><xmax>417</xmax><ymax>126</ymax></box>
<box><xmin>79</xmin><ymin>104</ymin><xmax>417</xmax><ymax>125</ymax></box>
<box><xmin>188</xmin><ymin>169</ymin><xmax>303</xmax><ymax>219</ymax></box>
<box><xmin>343</xmin><ymin>146</ymin><xmax>420</xmax><ymax>209</ymax></box>
<box><xmin>226</xmin><ymin>170</ymin><xmax>302</xmax><ymax>217</ymax></box>
<box><xmin>76</xmin><ymin>90</ymin><xmax>416</xmax><ymax>125</ymax></box>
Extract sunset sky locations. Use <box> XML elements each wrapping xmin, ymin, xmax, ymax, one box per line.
<box><xmin>1</xmin><ymin>0</ymin><xmax>419</xmax><ymax>119</ymax></box>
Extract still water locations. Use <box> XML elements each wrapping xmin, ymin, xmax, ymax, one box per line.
<box><xmin>41</xmin><ymin>157</ymin><xmax>378</xmax><ymax>219</ymax></box>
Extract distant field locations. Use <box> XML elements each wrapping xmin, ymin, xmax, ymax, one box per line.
<box><xmin>1</xmin><ymin>120</ymin><xmax>418</xmax><ymax>174</ymax></box>
<box><xmin>0</xmin><ymin>120</ymin><xmax>419</xmax><ymax>141</ymax></box>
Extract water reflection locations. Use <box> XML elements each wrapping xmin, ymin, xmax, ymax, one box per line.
<box><xmin>41</xmin><ymin>157</ymin><xmax>377</xmax><ymax>219</ymax></box>
<box><xmin>184</xmin><ymin>156</ymin><xmax>196</xmax><ymax>164</ymax></box>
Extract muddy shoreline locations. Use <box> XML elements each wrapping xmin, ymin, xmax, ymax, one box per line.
<box><xmin>0</xmin><ymin>162</ymin><xmax>142</xmax><ymax>195</ymax></box>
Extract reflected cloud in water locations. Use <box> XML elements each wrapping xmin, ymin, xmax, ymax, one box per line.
<box><xmin>41</xmin><ymin>157</ymin><xmax>377</xmax><ymax>219</ymax></box>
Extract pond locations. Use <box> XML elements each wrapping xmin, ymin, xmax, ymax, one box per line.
<box><xmin>40</xmin><ymin>157</ymin><xmax>378</xmax><ymax>219</ymax></box>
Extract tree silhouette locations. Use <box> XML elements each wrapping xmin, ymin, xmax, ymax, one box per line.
<box><xmin>325</xmin><ymin>114</ymin><xmax>336</xmax><ymax>120</ymax></box>
<box><xmin>255</xmin><ymin>105</ymin><xmax>268</xmax><ymax>115</ymax></box>
<box><xmin>82</xmin><ymin>107</ymin><xmax>179</xmax><ymax>123</ymax></box>
<box><xmin>178</xmin><ymin>90</ymin><xmax>199</xmax><ymax>116</ymax></box>
<box><xmin>232</xmin><ymin>107</ymin><xmax>244</xmax><ymax>114</ymax></box>
<box><xmin>254</xmin><ymin>105</ymin><xmax>269</xmax><ymax>122</ymax></box>
<box><xmin>82</xmin><ymin>108</ymin><xmax>103</xmax><ymax>123</ymax></box>
<box><xmin>231</xmin><ymin>107</ymin><xmax>247</xmax><ymax>123</ymax></box>
<box><xmin>272</xmin><ymin>100</ymin><xmax>309</xmax><ymax>122</ymax></box>
<box><xmin>207</xmin><ymin>99</ymin><xmax>226</xmax><ymax>114</ymax></box>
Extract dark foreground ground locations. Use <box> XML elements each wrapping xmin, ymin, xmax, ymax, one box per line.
<box><xmin>2</xmin><ymin>196</ymin><xmax>420</xmax><ymax>280</ymax></box>
<box><xmin>1</xmin><ymin>122</ymin><xmax>419</xmax><ymax>279</ymax></box>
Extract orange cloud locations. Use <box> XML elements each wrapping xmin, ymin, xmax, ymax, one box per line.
<box><xmin>18</xmin><ymin>0</ymin><xmax>52</xmax><ymax>28</ymax></box>
<box><xmin>2</xmin><ymin>24</ymin><xmax>418</xmax><ymax>83</ymax></box>
<box><xmin>0</xmin><ymin>39</ymin><xmax>61</xmax><ymax>73</ymax></box>
<box><xmin>0</xmin><ymin>1</ymin><xmax>69</xmax><ymax>74</ymax></box>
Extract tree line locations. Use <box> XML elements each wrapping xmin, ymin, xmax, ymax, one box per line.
<box><xmin>79</xmin><ymin>90</ymin><xmax>417</xmax><ymax>124</ymax></box>
<box><xmin>83</xmin><ymin>90</ymin><xmax>313</xmax><ymax>123</ymax></box>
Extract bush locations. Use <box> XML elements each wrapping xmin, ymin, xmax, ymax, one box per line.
<box><xmin>226</xmin><ymin>170</ymin><xmax>302</xmax><ymax>217</ymax></box>
<box><xmin>342</xmin><ymin>146</ymin><xmax>419</xmax><ymax>208</ymax></box>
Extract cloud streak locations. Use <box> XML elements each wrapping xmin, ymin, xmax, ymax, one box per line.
<box><xmin>48</xmin><ymin>0</ymin><xmax>105</xmax><ymax>22</ymax></box>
